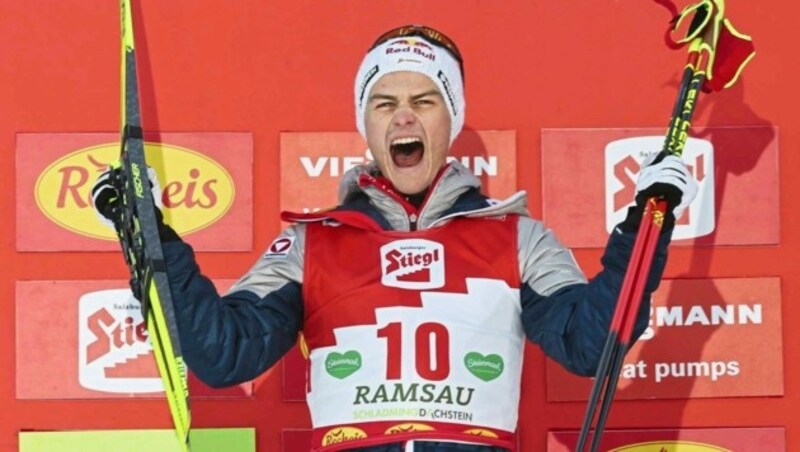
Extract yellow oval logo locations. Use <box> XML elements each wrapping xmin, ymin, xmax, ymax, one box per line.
<box><xmin>34</xmin><ymin>142</ymin><xmax>234</xmax><ymax>240</ymax></box>
<box><xmin>385</xmin><ymin>423</ymin><xmax>435</xmax><ymax>434</ymax></box>
<box><xmin>322</xmin><ymin>427</ymin><xmax>367</xmax><ymax>446</ymax></box>
<box><xmin>463</xmin><ymin>428</ymin><xmax>499</xmax><ymax>438</ymax></box>
<box><xmin>611</xmin><ymin>441</ymin><xmax>730</xmax><ymax>452</ymax></box>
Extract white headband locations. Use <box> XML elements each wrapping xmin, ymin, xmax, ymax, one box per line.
<box><xmin>354</xmin><ymin>36</ymin><xmax>465</xmax><ymax>144</ymax></box>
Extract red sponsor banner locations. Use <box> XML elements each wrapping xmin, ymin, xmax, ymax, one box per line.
<box><xmin>282</xmin><ymin>429</ymin><xmax>312</xmax><ymax>452</ymax></box>
<box><xmin>16</xmin><ymin>132</ymin><xmax>253</xmax><ymax>251</ymax></box>
<box><xmin>546</xmin><ymin>278</ymin><xmax>783</xmax><ymax>401</ymax></box>
<box><xmin>541</xmin><ymin>127</ymin><xmax>778</xmax><ymax>248</ymax></box>
<box><xmin>16</xmin><ymin>280</ymin><xmax>252</xmax><ymax>399</ymax></box>
<box><xmin>282</xmin><ymin>345</ymin><xmax>307</xmax><ymax>402</ymax></box>
<box><xmin>279</xmin><ymin>131</ymin><xmax>517</xmax><ymax>214</ymax></box>
<box><xmin>548</xmin><ymin>427</ymin><xmax>785</xmax><ymax>451</ymax></box>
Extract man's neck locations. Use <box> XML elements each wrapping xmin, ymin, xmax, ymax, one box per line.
<box><xmin>403</xmin><ymin>191</ymin><xmax>428</xmax><ymax>208</ymax></box>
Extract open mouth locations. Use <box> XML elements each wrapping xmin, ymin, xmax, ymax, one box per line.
<box><xmin>390</xmin><ymin>137</ymin><xmax>425</xmax><ymax>168</ymax></box>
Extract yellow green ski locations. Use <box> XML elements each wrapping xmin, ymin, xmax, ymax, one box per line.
<box><xmin>110</xmin><ymin>0</ymin><xmax>192</xmax><ymax>450</ymax></box>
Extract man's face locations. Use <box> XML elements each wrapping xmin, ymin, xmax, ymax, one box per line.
<box><xmin>364</xmin><ymin>71</ymin><xmax>451</xmax><ymax>195</ymax></box>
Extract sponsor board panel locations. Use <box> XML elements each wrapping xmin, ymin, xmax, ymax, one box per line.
<box><xmin>547</xmin><ymin>427</ymin><xmax>785</xmax><ymax>451</ymax></box>
<box><xmin>279</xmin><ymin>131</ymin><xmax>517</xmax><ymax>215</ymax></box>
<box><xmin>16</xmin><ymin>132</ymin><xmax>253</xmax><ymax>251</ymax></box>
<box><xmin>19</xmin><ymin>428</ymin><xmax>255</xmax><ymax>452</ymax></box>
<box><xmin>282</xmin><ymin>345</ymin><xmax>307</xmax><ymax>402</ymax></box>
<box><xmin>541</xmin><ymin>127</ymin><xmax>778</xmax><ymax>247</ymax></box>
<box><xmin>282</xmin><ymin>429</ymin><xmax>312</xmax><ymax>452</ymax></box>
<box><xmin>16</xmin><ymin>280</ymin><xmax>252</xmax><ymax>399</ymax></box>
<box><xmin>546</xmin><ymin>278</ymin><xmax>783</xmax><ymax>401</ymax></box>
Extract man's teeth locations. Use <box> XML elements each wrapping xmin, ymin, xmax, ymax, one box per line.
<box><xmin>391</xmin><ymin>137</ymin><xmax>422</xmax><ymax>146</ymax></box>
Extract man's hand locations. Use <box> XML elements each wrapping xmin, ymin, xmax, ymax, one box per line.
<box><xmin>91</xmin><ymin>165</ymin><xmax>123</xmax><ymax>229</ymax></box>
<box><xmin>91</xmin><ymin>164</ymin><xmax>178</xmax><ymax>241</ymax></box>
<box><xmin>635</xmin><ymin>154</ymin><xmax>698</xmax><ymax>220</ymax></box>
<box><xmin>620</xmin><ymin>153</ymin><xmax>699</xmax><ymax>232</ymax></box>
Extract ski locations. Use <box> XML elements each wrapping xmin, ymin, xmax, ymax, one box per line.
<box><xmin>111</xmin><ymin>0</ymin><xmax>191</xmax><ymax>450</ymax></box>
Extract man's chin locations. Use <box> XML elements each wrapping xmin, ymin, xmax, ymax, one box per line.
<box><xmin>390</xmin><ymin>176</ymin><xmax>430</xmax><ymax>196</ymax></box>
<box><xmin>383</xmin><ymin>161</ymin><xmax>435</xmax><ymax>194</ymax></box>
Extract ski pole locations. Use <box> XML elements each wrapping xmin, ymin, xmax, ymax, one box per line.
<box><xmin>574</xmin><ymin>0</ymin><xmax>754</xmax><ymax>448</ymax></box>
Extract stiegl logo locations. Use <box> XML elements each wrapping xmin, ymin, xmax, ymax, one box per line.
<box><xmin>78</xmin><ymin>289</ymin><xmax>162</xmax><ymax>393</ymax></box>
<box><xmin>380</xmin><ymin>239</ymin><xmax>445</xmax><ymax>290</ymax></box>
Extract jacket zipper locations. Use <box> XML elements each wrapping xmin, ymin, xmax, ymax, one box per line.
<box><xmin>358</xmin><ymin>173</ymin><xmax>419</xmax><ymax>231</ymax></box>
<box><xmin>357</xmin><ymin>164</ymin><xmax>452</xmax><ymax>232</ymax></box>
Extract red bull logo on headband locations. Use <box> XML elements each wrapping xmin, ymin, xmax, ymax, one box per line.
<box><xmin>386</xmin><ymin>38</ymin><xmax>436</xmax><ymax>62</ymax></box>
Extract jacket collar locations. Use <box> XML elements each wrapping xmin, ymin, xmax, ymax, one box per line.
<box><xmin>284</xmin><ymin>160</ymin><xmax>530</xmax><ymax>231</ymax></box>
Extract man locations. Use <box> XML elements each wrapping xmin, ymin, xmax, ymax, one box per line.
<box><xmin>94</xmin><ymin>25</ymin><xmax>696</xmax><ymax>452</ymax></box>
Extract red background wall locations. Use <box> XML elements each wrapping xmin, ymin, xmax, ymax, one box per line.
<box><xmin>1</xmin><ymin>0</ymin><xmax>796</xmax><ymax>451</ymax></box>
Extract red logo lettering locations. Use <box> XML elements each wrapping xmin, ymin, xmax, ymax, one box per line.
<box><xmin>57</xmin><ymin>166</ymin><xmax>91</xmax><ymax>208</ymax></box>
<box><xmin>614</xmin><ymin>155</ymin><xmax>701</xmax><ymax>225</ymax></box>
<box><xmin>613</xmin><ymin>155</ymin><xmax>639</xmax><ymax>213</ymax></box>
<box><xmin>384</xmin><ymin>249</ymin><xmax>440</xmax><ymax>274</ymax></box>
<box><xmin>86</xmin><ymin>308</ymin><xmax>148</xmax><ymax>365</ymax></box>
<box><xmin>162</xmin><ymin>168</ymin><xmax>218</xmax><ymax>208</ymax></box>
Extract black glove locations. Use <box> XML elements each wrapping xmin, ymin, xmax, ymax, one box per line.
<box><xmin>91</xmin><ymin>165</ymin><xmax>180</xmax><ymax>242</ymax></box>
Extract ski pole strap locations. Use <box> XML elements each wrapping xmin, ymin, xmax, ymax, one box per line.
<box><xmin>702</xmin><ymin>17</ymin><xmax>755</xmax><ymax>92</ymax></box>
<box><xmin>658</xmin><ymin>0</ymin><xmax>755</xmax><ymax>92</ymax></box>
<box><xmin>669</xmin><ymin>0</ymin><xmax>714</xmax><ymax>46</ymax></box>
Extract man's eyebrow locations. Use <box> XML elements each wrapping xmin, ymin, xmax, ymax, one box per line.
<box><xmin>367</xmin><ymin>90</ymin><xmax>443</xmax><ymax>103</ymax></box>
<box><xmin>367</xmin><ymin>93</ymin><xmax>398</xmax><ymax>103</ymax></box>
<box><xmin>411</xmin><ymin>90</ymin><xmax>443</xmax><ymax>101</ymax></box>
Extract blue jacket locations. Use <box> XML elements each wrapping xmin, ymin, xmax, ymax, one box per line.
<box><xmin>162</xmin><ymin>162</ymin><xmax>671</xmax><ymax>451</ymax></box>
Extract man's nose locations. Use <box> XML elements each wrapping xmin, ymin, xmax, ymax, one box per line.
<box><xmin>392</xmin><ymin>107</ymin><xmax>417</xmax><ymax>127</ymax></box>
